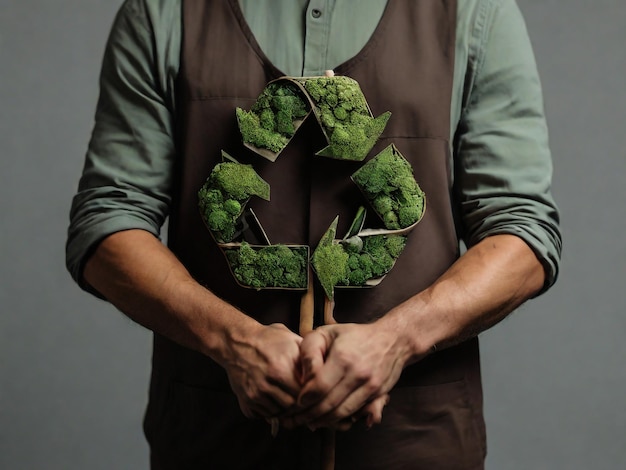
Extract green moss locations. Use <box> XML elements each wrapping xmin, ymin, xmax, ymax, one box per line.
<box><xmin>359</xmin><ymin>235</ymin><xmax>396</xmax><ymax>277</ymax></box>
<box><xmin>383</xmin><ymin>211</ymin><xmax>399</xmax><ymax>229</ymax></box>
<box><xmin>385</xmin><ymin>235</ymin><xmax>407</xmax><ymax>258</ymax></box>
<box><xmin>208</xmin><ymin>161</ymin><xmax>270</xmax><ymax>201</ymax></box>
<box><xmin>347</xmin><ymin>253</ymin><xmax>361</xmax><ymax>270</ymax></box>
<box><xmin>200</xmin><ymin>188</ymin><xmax>223</xmax><ymax>205</ymax></box>
<box><xmin>320</xmin><ymin>110</ymin><xmax>335</xmax><ymax>129</ymax></box>
<box><xmin>343</xmin><ymin>235</ymin><xmax>407</xmax><ymax>286</ymax></box>
<box><xmin>276</xmin><ymin>109</ymin><xmax>296</xmax><ymax>136</ymax></box>
<box><xmin>237</xmin><ymin>82</ymin><xmax>309</xmax><ymax>154</ymax></box>
<box><xmin>398</xmin><ymin>205</ymin><xmax>422</xmax><ymax>228</ymax></box>
<box><xmin>333</xmin><ymin>106</ymin><xmax>348</xmax><ymax>121</ymax></box>
<box><xmin>259</xmin><ymin>108</ymin><xmax>276</xmax><ymax>131</ymax></box>
<box><xmin>207</xmin><ymin>210</ymin><xmax>230</xmax><ymax>231</ymax></box>
<box><xmin>303</xmin><ymin>76</ymin><xmax>390</xmax><ymax>161</ymax></box>
<box><xmin>198</xmin><ymin>160</ymin><xmax>270</xmax><ymax>243</ymax></box>
<box><xmin>312</xmin><ymin>243</ymin><xmax>350</xmax><ymax>298</ymax></box>
<box><xmin>224</xmin><ymin>242</ymin><xmax>308</xmax><ymax>289</ymax></box>
<box><xmin>348</xmin><ymin>269</ymin><xmax>367</xmax><ymax>286</ymax></box>
<box><xmin>352</xmin><ymin>145</ymin><xmax>425</xmax><ymax>229</ymax></box>
<box><xmin>236</xmin><ymin>108</ymin><xmax>288</xmax><ymax>153</ymax></box>
<box><xmin>313</xmin><ymin>229</ymin><xmax>408</xmax><ymax>292</ymax></box>
<box><xmin>238</xmin><ymin>242</ymin><xmax>258</xmax><ymax>265</ymax></box>
<box><xmin>223</xmin><ymin>199</ymin><xmax>241</xmax><ymax>216</ymax></box>
<box><xmin>373</xmin><ymin>195</ymin><xmax>393</xmax><ymax>215</ymax></box>
<box><xmin>362</xmin><ymin>234</ymin><xmax>386</xmax><ymax>251</ymax></box>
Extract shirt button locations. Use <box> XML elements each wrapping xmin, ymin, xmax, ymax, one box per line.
<box><xmin>311</xmin><ymin>9</ymin><xmax>322</xmax><ymax>18</ymax></box>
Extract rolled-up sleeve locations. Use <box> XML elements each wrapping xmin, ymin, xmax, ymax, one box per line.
<box><xmin>66</xmin><ymin>0</ymin><xmax>178</xmax><ymax>288</ymax></box>
<box><xmin>454</xmin><ymin>0</ymin><xmax>562</xmax><ymax>291</ymax></box>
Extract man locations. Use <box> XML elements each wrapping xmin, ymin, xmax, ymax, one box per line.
<box><xmin>67</xmin><ymin>0</ymin><xmax>561</xmax><ymax>468</ymax></box>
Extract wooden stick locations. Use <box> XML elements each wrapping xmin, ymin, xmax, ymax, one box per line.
<box><xmin>323</xmin><ymin>297</ymin><xmax>336</xmax><ymax>326</ymax></box>
<box><xmin>321</xmin><ymin>296</ymin><xmax>336</xmax><ymax>470</ymax></box>
<box><xmin>273</xmin><ymin>269</ymin><xmax>312</xmax><ymax>440</ymax></box>
<box><xmin>299</xmin><ymin>267</ymin><xmax>315</xmax><ymax>336</ymax></box>
<box><xmin>299</xmin><ymin>274</ymin><xmax>336</xmax><ymax>470</ymax></box>
<box><xmin>321</xmin><ymin>426</ymin><xmax>336</xmax><ymax>470</ymax></box>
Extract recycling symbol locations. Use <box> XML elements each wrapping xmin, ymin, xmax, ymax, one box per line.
<box><xmin>198</xmin><ymin>75</ymin><xmax>425</xmax><ymax>300</ymax></box>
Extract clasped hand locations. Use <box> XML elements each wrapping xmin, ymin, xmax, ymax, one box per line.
<box><xmin>224</xmin><ymin>321</ymin><xmax>411</xmax><ymax>431</ymax></box>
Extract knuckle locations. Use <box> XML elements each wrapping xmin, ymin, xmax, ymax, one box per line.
<box><xmin>320</xmin><ymin>397</ymin><xmax>341</xmax><ymax>415</ymax></box>
<box><xmin>257</xmin><ymin>381</ymin><xmax>273</xmax><ymax>397</ymax></box>
<box><xmin>352</xmin><ymin>365</ymin><xmax>371</xmax><ymax>382</ymax></box>
<box><xmin>247</xmin><ymin>385</ymin><xmax>266</xmax><ymax>403</ymax></box>
<box><xmin>247</xmin><ymin>389</ymin><xmax>261</xmax><ymax>403</ymax></box>
<box><xmin>266</xmin><ymin>364</ymin><xmax>283</xmax><ymax>382</ymax></box>
<box><xmin>334</xmin><ymin>406</ymin><xmax>354</xmax><ymax>421</ymax></box>
<box><xmin>310</xmin><ymin>377</ymin><xmax>332</xmax><ymax>395</ymax></box>
<box><xmin>315</xmin><ymin>404</ymin><xmax>333</xmax><ymax>418</ymax></box>
<box><xmin>366</xmin><ymin>375</ymin><xmax>383</xmax><ymax>392</ymax></box>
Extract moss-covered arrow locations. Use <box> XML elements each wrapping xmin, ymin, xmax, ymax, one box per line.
<box><xmin>301</xmin><ymin>76</ymin><xmax>390</xmax><ymax>161</ymax></box>
<box><xmin>237</xmin><ymin>75</ymin><xmax>390</xmax><ymax>162</ymax></box>
<box><xmin>198</xmin><ymin>151</ymin><xmax>270</xmax><ymax>243</ymax></box>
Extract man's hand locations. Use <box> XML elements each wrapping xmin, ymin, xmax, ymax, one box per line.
<box><xmin>83</xmin><ymin>231</ymin><xmax>306</xmax><ymax>421</ymax></box>
<box><xmin>223</xmin><ymin>323</ymin><xmax>303</xmax><ymax>420</ymax></box>
<box><xmin>282</xmin><ymin>322</ymin><xmax>415</xmax><ymax>430</ymax></box>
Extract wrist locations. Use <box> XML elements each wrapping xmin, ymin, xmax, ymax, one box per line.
<box><xmin>166</xmin><ymin>277</ymin><xmax>262</xmax><ymax>365</ymax></box>
<box><xmin>378</xmin><ymin>291</ymin><xmax>442</xmax><ymax>365</ymax></box>
<box><xmin>208</xmin><ymin>305</ymin><xmax>263</xmax><ymax>368</ymax></box>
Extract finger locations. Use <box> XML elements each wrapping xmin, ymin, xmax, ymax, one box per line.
<box><xmin>267</xmin><ymin>364</ymin><xmax>302</xmax><ymax>398</ymax></box>
<box><xmin>280</xmin><ymin>364</ymin><xmax>346</xmax><ymax>428</ymax></box>
<box><xmin>299</xmin><ymin>329</ymin><xmax>331</xmax><ymax>384</ymax></box>
<box><xmin>264</xmin><ymin>383</ymin><xmax>300</xmax><ymax>410</ymax></box>
<box><xmin>323</xmin><ymin>394</ymin><xmax>389</xmax><ymax>431</ymax></box>
<box><xmin>306</xmin><ymin>379</ymin><xmax>384</xmax><ymax>429</ymax></box>
<box><xmin>360</xmin><ymin>394</ymin><xmax>389</xmax><ymax>429</ymax></box>
<box><xmin>265</xmin><ymin>324</ymin><xmax>306</xmax><ymax>396</ymax></box>
<box><xmin>288</xmin><ymin>361</ymin><xmax>371</xmax><ymax>427</ymax></box>
<box><xmin>297</xmin><ymin>358</ymin><xmax>347</xmax><ymax>410</ymax></box>
<box><xmin>243</xmin><ymin>380</ymin><xmax>302</xmax><ymax>419</ymax></box>
<box><xmin>242</xmin><ymin>395</ymin><xmax>282</xmax><ymax>419</ymax></box>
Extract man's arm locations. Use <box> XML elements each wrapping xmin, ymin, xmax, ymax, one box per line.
<box><xmin>84</xmin><ymin>229</ymin><xmax>303</xmax><ymax>419</ymax></box>
<box><xmin>283</xmin><ymin>0</ymin><xmax>561</xmax><ymax>429</ymax></box>
<box><xmin>68</xmin><ymin>1</ymin><xmax>303</xmax><ymax>420</ymax></box>
<box><xmin>284</xmin><ymin>234</ymin><xmax>543</xmax><ymax>429</ymax></box>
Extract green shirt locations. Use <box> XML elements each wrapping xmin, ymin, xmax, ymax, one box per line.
<box><xmin>67</xmin><ymin>0</ymin><xmax>562</xmax><ymax>290</ymax></box>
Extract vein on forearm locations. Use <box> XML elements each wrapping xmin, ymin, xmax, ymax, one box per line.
<box><xmin>383</xmin><ymin>234</ymin><xmax>545</xmax><ymax>361</ymax></box>
<box><xmin>83</xmin><ymin>229</ymin><xmax>255</xmax><ymax>363</ymax></box>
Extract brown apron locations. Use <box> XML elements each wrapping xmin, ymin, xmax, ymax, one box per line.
<box><xmin>144</xmin><ymin>1</ymin><xmax>486</xmax><ymax>468</ymax></box>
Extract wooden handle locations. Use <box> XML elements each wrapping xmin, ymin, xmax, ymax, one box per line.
<box><xmin>299</xmin><ymin>275</ymin><xmax>336</xmax><ymax>470</ymax></box>
<box><xmin>299</xmin><ymin>267</ymin><xmax>315</xmax><ymax>335</ymax></box>
<box><xmin>321</xmin><ymin>428</ymin><xmax>336</xmax><ymax>470</ymax></box>
<box><xmin>323</xmin><ymin>297</ymin><xmax>336</xmax><ymax>325</ymax></box>
<box><xmin>321</xmin><ymin>296</ymin><xmax>336</xmax><ymax>470</ymax></box>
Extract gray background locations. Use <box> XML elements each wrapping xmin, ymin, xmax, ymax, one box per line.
<box><xmin>1</xmin><ymin>0</ymin><xmax>624</xmax><ymax>468</ymax></box>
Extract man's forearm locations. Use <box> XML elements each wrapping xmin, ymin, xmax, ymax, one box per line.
<box><xmin>287</xmin><ymin>234</ymin><xmax>545</xmax><ymax>428</ymax></box>
<box><xmin>83</xmin><ymin>229</ymin><xmax>258</xmax><ymax>364</ymax></box>
<box><xmin>381</xmin><ymin>234</ymin><xmax>546</xmax><ymax>361</ymax></box>
<box><xmin>84</xmin><ymin>229</ymin><xmax>306</xmax><ymax>418</ymax></box>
